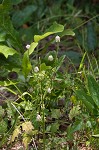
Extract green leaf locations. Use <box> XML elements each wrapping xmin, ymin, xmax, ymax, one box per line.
<box><xmin>76</xmin><ymin>89</ymin><xmax>94</xmax><ymax>112</ymax></box>
<box><xmin>34</xmin><ymin>22</ymin><xmax>64</xmax><ymax>42</ymax></box>
<box><xmin>0</xmin><ymin>5</ymin><xmax>23</xmax><ymax>52</ymax></box>
<box><xmin>0</xmin><ymin>106</ymin><xmax>4</xmax><ymax>118</ymax></box>
<box><xmin>51</xmin><ymin>122</ymin><xmax>59</xmax><ymax>133</ymax></box>
<box><xmin>20</xmin><ymin>101</ymin><xmax>33</xmax><ymax>111</ymax></box>
<box><xmin>7</xmin><ymin>101</ymin><xmax>16</xmax><ymax>118</ymax></box>
<box><xmin>92</xmin><ymin>134</ymin><xmax>99</xmax><ymax>138</ymax></box>
<box><xmin>51</xmin><ymin>109</ymin><xmax>61</xmax><ymax>119</ymax></box>
<box><xmin>0</xmin><ymin>29</ymin><xmax>6</xmax><ymax>42</ymax></box>
<box><xmin>59</xmin><ymin>29</ymin><xmax>75</xmax><ymax>37</ymax></box>
<box><xmin>67</xmin><ymin>121</ymin><xmax>83</xmax><ymax>140</ymax></box>
<box><xmin>22</xmin><ymin>42</ymin><xmax>37</xmax><ymax>78</ymax></box>
<box><xmin>23</xmin><ymin>135</ymin><xmax>31</xmax><ymax>149</ymax></box>
<box><xmin>11</xmin><ymin>127</ymin><xmax>21</xmax><ymax>142</ymax></box>
<box><xmin>0</xmin><ymin>45</ymin><xmax>17</xmax><ymax>58</ymax></box>
<box><xmin>56</xmin><ymin>55</ymin><xmax>65</xmax><ymax>71</ymax></box>
<box><xmin>22</xmin><ymin>52</ymin><xmax>32</xmax><ymax>79</ymax></box>
<box><xmin>0</xmin><ymin>0</ymin><xmax>12</xmax><ymax>13</ymax></box>
<box><xmin>0</xmin><ymin>120</ymin><xmax>7</xmax><ymax>134</ymax></box>
<box><xmin>12</xmin><ymin>5</ymin><xmax>37</xmax><ymax>27</ymax></box>
<box><xmin>69</xmin><ymin>105</ymin><xmax>80</xmax><ymax>120</ymax></box>
<box><xmin>87</xmin><ymin>22</ymin><xmax>97</xmax><ymax>51</ymax></box>
<box><xmin>40</xmin><ymin>63</ymin><xmax>51</xmax><ymax>71</ymax></box>
<box><xmin>87</xmin><ymin>75</ymin><xmax>99</xmax><ymax>107</ymax></box>
<box><xmin>64</xmin><ymin>51</ymin><xmax>81</xmax><ymax>64</ymax></box>
<box><xmin>25</xmin><ymin>42</ymin><xmax>38</xmax><ymax>56</ymax></box>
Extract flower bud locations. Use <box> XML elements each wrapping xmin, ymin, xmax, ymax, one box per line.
<box><xmin>26</xmin><ymin>44</ymin><xmax>30</xmax><ymax>49</ymax></box>
<box><xmin>36</xmin><ymin>113</ymin><xmax>42</xmax><ymax>121</ymax></box>
<box><xmin>41</xmin><ymin>104</ymin><xmax>45</xmax><ymax>110</ymax></box>
<box><xmin>47</xmin><ymin>88</ymin><xmax>51</xmax><ymax>93</ymax></box>
<box><xmin>48</xmin><ymin>55</ymin><xmax>54</xmax><ymax>61</ymax></box>
<box><xmin>34</xmin><ymin>66</ymin><xmax>39</xmax><ymax>73</ymax></box>
<box><xmin>55</xmin><ymin>35</ymin><xmax>60</xmax><ymax>42</ymax></box>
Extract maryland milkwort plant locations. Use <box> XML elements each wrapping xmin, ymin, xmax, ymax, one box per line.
<box><xmin>0</xmin><ymin>0</ymin><xmax>99</xmax><ymax>149</ymax></box>
<box><xmin>0</xmin><ymin>19</ymin><xmax>76</xmax><ymax>149</ymax></box>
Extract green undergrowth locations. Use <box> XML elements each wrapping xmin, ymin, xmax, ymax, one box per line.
<box><xmin>0</xmin><ymin>0</ymin><xmax>99</xmax><ymax>149</ymax></box>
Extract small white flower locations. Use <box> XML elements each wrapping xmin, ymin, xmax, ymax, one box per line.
<box><xmin>55</xmin><ymin>35</ymin><xmax>60</xmax><ymax>42</ymax></box>
<box><xmin>34</xmin><ymin>66</ymin><xmax>39</xmax><ymax>73</ymax></box>
<box><xmin>36</xmin><ymin>113</ymin><xmax>42</xmax><ymax>121</ymax></box>
<box><xmin>48</xmin><ymin>55</ymin><xmax>54</xmax><ymax>61</ymax></box>
<box><xmin>41</xmin><ymin>104</ymin><xmax>45</xmax><ymax>110</ymax></box>
<box><xmin>47</xmin><ymin>88</ymin><xmax>51</xmax><ymax>93</ymax></box>
<box><xmin>26</xmin><ymin>44</ymin><xmax>30</xmax><ymax>49</ymax></box>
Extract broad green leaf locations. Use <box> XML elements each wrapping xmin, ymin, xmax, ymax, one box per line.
<box><xmin>11</xmin><ymin>127</ymin><xmax>21</xmax><ymax>142</ymax></box>
<box><xmin>25</xmin><ymin>42</ymin><xmax>38</xmax><ymax>56</ymax></box>
<box><xmin>0</xmin><ymin>45</ymin><xmax>17</xmax><ymax>58</ymax></box>
<box><xmin>87</xmin><ymin>75</ymin><xmax>99</xmax><ymax>107</ymax></box>
<box><xmin>40</xmin><ymin>63</ymin><xmax>51</xmax><ymax>71</ymax></box>
<box><xmin>87</xmin><ymin>22</ymin><xmax>97</xmax><ymax>51</ymax></box>
<box><xmin>59</xmin><ymin>29</ymin><xmax>75</xmax><ymax>37</ymax></box>
<box><xmin>34</xmin><ymin>22</ymin><xmax>64</xmax><ymax>42</ymax></box>
<box><xmin>46</xmin><ymin>22</ymin><xmax>64</xmax><ymax>33</ymax></box>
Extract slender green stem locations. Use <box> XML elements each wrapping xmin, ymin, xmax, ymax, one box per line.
<box><xmin>40</xmin><ymin>82</ymin><xmax>45</xmax><ymax>150</ymax></box>
<box><xmin>56</xmin><ymin>42</ymin><xmax>59</xmax><ymax>57</ymax></box>
<box><xmin>42</xmin><ymin>104</ymin><xmax>45</xmax><ymax>150</ymax></box>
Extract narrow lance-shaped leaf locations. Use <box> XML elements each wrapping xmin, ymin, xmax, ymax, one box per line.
<box><xmin>76</xmin><ymin>89</ymin><xmax>94</xmax><ymax>112</ymax></box>
<box><xmin>22</xmin><ymin>52</ymin><xmax>32</xmax><ymax>79</ymax></box>
<box><xmin>22</xmin><ymin>42</ymin><xmax>38</xmax><ymax>78</ymax></box>
<box><xmin>87</xmin><ymin>75</ymin><xmax>99</xmax><ymax>107</ymax></box>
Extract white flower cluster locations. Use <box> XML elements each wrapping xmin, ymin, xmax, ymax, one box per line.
<box><xmin>55</xmin><ymin>35</ymin><xmax>60</xmax><ymax>42</ymax></box>
<box><xmin>36</xmin><ymin>113</ymin><xmax>42</xmax><ymax>121</ymax></box>
<box><xmin>26</xmin><ymin>44</ymin><xmax>30</xmax><ymax>49</ymax></box>
<box><xmin>48</xmin><ymin>55</ymin><xmax>54</xmax><ymax>61</ymax></box>
<box><xmin>34</xmin><ymin>66</ymin><xmax>39</xmax><ymax>73</ymax></box>
<box><xmin>47</xmin><ymin>88</ymin><xmax>51</xmax><ymax>93</ymax></box>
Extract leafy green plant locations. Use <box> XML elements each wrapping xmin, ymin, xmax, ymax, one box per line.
<box><xmin>0</xmin><ymin>0</ymin><xmax>99</xmax><ymax>149</ymax></box>
<box><xmin>0</xmin><ymin>18</ymin><xmax>75</xmax><ymax>149</ymax></box>
<box><xmin>76</xmin><ymin>75</ymin><xmax>99</xmax><ymax>116</ymax></box>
